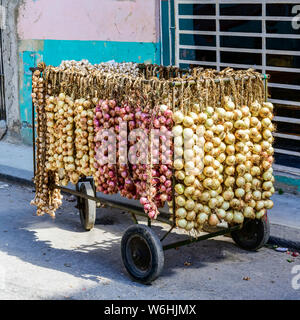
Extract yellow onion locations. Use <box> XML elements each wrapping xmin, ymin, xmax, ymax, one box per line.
<box><xmin>186</xmin><ymin>210</ymin><xmax>196</xmax><ymax>221</ymax></box>
<box><xmin>208</xmin><ymin>198</ymin><xmax>218</xmax><ymax>209</ymax></box>
<box><xmin>235</xmin><ymin>188</ymin><xmax>245</xmax><ymax>198</ymax></box>
<box><xmin>256</xmin><ymin>209</ymin><xmax>266</xmax><ymax>219</ymax></box>
<box><xmin>264</xmin><ymin>199</ymin><xmax>274</xmax><ymax>209</ymax></box>
<box><xmin>175</xmin><ymin>170</ymin><xmax>185</xmax><ymax>180</ymax></box>
<box><xmin>176</xmin><ymin>208</ymin><xmax>187</xmax><ymax>218</ymax></box>
<box><xmin>233</xmin><ymin>211</ymin><xmax>244</xmax><ymax>224</ymax></box>
<box><xmin>173</xmin><ymin>111</ymin><xmax>184</xmax><ymax>124</ymax></box>
<box><xmin>174</xmin><ymin>159</ymin><xmax>184</xmax><ymax>170</ymax></box>
<box><xmin>203</xmin><ymin>205</ymin><xmax>211</xmax><ymax>215</ymax></box>
<box><xmin>197</xmin><ymin>212</ymin><xmax>208</xmax><ymax>224</ymax></box>
<box><xmin>262</xmin><ymin>181</ymin><xmax>273</xmax><ymax>191</ymax></box>
<box><xmin>208</xmin><ymin>213</ymin><xmax>220</xmax><ymax>226</ymax></box>
<box><xmin>175</xmin><ymin>184</ymin><xmax>185</xmax><ymax>195</ymax></box>
<box><xmin>236</xmin><ymin>177</ymin><xmax>246</xmax><ymax>187</ymax></box>
<box><xmin>203</xmin><ymin>166</ymin><xmax>215</xmax><ymax>177</ymax></box>
<box><xmin>243</xmin><ymin>206</ymin><xmax>255</xmax><ymax>219</ymax></box>
<box><xmin>184</xmin><ymin>186</ymin><xmax>195</xmax><ymax>197</ymax></box>
<box><xmin>185</xmin><ymin>199</ymin><xmax>195</xmax><ymax>211</ymax></box>
<box><xmin>216</xmin><ymin>208</ymin><xmax>226</xmax><ymax>220</ymax></box>
<box><xmin>223</xmin><ymin>189</ymin><xmax>234</xmax><ymax>201</ymax></box>
<box><xmin>200</xmin><ymin>191</ymin><xmax>210</xmax><ymax>202</ymax></box>
<box><xmin>225</xmin><ymin>210</ymin><xmax>234</xmax><ymax>222</ymax></box>
<box><xmin>252</xmin><ymin>190</ymin><xmax>262</xmax><ymax>201</ymax></box>
<box><xmin>177</xmin><ymin>218</ymin><xmax>187</xmax><ymax>229</ymax></box>
<box><xmin>185</xmin><ymin>221</ymin><xmax>195</xmax><ymax>231</ymax></box>
<box><xmin>225</xmin><ymin>176</ymin><xmax>235</xmax><ymax>188</ymax></box>
<box><xmin>225</xmin><ymin>166</ymin><xmax>235</xmax><ymax>176</ymax></box>
<box><xmin>183</xmin><ymin>116</ymin><xmax>194</xmax><ymax>127</ymax></box>
<box><xmin>176</xmin><ymin>195</ymin><xmax>186</xmax><ymax>207</ymax></box>
<box><xmin>221</xmin><ymin>201</ymin><xmax>230</xmax><ymax>211</ymax></box>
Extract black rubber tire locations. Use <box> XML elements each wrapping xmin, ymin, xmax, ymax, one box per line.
<box><xmin>121</xmin><ymin>224</ymin><xmax>164</xmax><ymax>284</ymax></box>
<box><xmin>231</xmin><ymin>214</ymin><xmax>270</xmax><ymax>251</ymax></box>
<box><xmin>78</xmin><ymin>182</ymin><xmax>96</xmax><ymax>231</ymax></box>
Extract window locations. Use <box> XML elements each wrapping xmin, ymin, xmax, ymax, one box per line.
<box><xmin>162</xmin><ymin>0</ymin><xmax>300</xmax><ymax>168</ymax></box>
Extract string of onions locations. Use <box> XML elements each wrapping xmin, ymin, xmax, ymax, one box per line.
<box><xmin>172</xmin><ymin>96</ymin><xmax>275</xmax><ymax>232</ymax></box>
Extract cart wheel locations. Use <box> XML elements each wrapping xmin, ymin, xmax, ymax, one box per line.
<box><xmin>78</xmin><ymin>182</ymin><xmax>96</xmax><ymax>231</ymax></box>
<box><xmin>231</xmin><ymin>214</ymin><xmax>270</xmax><ymax>251</ymax></box>
<box><xmin>121</xmin><ymin>224</ymin><xmax>164</xmax><ymax>284</ymax></box>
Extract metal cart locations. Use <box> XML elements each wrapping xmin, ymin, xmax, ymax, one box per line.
<box><xmin>30</xmin><ymin>67</ymin><xmax>271</xmax><ymax>284</ymax></box>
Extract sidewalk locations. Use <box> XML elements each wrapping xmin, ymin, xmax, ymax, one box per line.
<box><xmin>0</xmin><ymin>140</ymin><xmax>299</xmax><ymax>247</ymax></box>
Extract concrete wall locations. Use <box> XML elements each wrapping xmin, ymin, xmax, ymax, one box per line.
<box><xmin>2</xmin><ymin>0</ymin><xmax>22</xmax><ymax>143</ymax></box>
<box><xmin>13</xmin><ymin>0</ymin><xmax>161</xmax><ymax>145</ymax></box>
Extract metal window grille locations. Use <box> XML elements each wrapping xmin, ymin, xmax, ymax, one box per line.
<box><xmin>174</xmin><ymin>0</ymin><xmax>300</xmax><ymax>169</ymax></box>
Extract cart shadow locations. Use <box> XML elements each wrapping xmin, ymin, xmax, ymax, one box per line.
<box><xmin>0</xmin><ymin>205</ymin><xmax>258</xmax><ymax>289</ymax></box>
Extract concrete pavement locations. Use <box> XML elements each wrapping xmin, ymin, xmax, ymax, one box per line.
<box><xmin>0</xmin><ymin>181</ymin><xmax>299</xmax><ymax>300</ymax></box>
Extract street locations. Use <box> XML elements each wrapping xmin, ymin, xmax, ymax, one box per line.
<box><xmin>0</xmin><ymin>179</ymin><xmax>299</xmax><ymax>300</ymax></box>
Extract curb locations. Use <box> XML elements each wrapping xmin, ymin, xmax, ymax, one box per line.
<box><xmin>0</xmin><ymin>165</ymin><xmax>34</xmax><ymax>188</ymax></box>
<box><xmin>268</xmin><ymin>236</ymin><xmax>300</xmax><ymax>251</ymax></box>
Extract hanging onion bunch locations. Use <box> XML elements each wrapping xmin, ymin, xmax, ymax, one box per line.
<box><xmin>171</xmin><ymin>89</ymin><xmax>275</xmax><ymax>232</ymax></box>
<box><xmin>73</xmin><ymin>98</ymin><xmax>95</xmax><ymax>180</ymax></box>
<box><xmin>148</xmin><ymin>104</ymin><xmax>174</xmax><ymax>212</ymax></box>
<box><xmin>94</xmin><ymin>99</ymin><xmax>119</xmax><ymax>194</ymax></box>
<box><xmin>172</xmin><ymin>108</ymin><xmax>206</xmax><ymax>231</ymax></box>
<box><xmin>31</xmin><ymin>70</ymin><xmax>62</xmax><ymax>217</ymax></box>
<box><xmin>116</xmin><ymin>102</ymin><xmax>137</xmax><ymax>199</ymax></box>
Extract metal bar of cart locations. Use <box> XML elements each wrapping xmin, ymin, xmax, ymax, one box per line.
<box><xmin>162</xmin><ymin>224</ymin><xmax>242</xmax><ymax>251</ymax></box>
<box><xmin>160</xmin><ymin>224</ymin><xmax>175</xmax><ymax>242</ymax></box>
<box><xmin>53</xmin><ymin>184</ymin><xmax>173</xmax><ymax>226</ymax></box>
<box><xmin>130</xmin><ymin>213</ymin><xmax>138</xmax><ymax>224</ymax></box>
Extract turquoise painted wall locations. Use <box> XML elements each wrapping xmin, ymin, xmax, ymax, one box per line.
<box><xmin>19</xmin><ymin>39</ymin><xmax>161</xmax><ymax>145</ymax></box>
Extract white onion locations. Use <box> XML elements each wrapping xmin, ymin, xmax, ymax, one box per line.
<box><xmin>183</xmin><ymin>128</ymin><xmax>194</xmax><ymax>139</ymax></box>
<box><xmin>172</xmin><ymin>125</ymin><xmax>183</xmax><ymax>137</ymax></box>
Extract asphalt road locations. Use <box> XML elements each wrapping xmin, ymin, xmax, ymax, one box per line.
<box><xmin>0</xmin><ymin>180</ymin><xmax>299</xmax><ymax>300</ymax></box>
